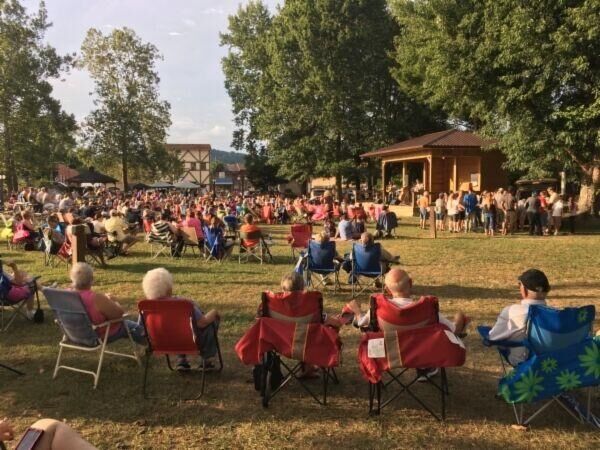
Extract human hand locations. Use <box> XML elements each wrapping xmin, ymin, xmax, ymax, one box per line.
<box><xmin>347</xmin><ymin>300</ymin><xmax>362</xmax><ymax>316</ymax></box>
<box><xmin>0</xmin><ymin>418</ymin><xmax>15</xmax><ymax>441</ymax></box>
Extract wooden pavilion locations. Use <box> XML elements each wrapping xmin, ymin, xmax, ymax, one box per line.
<box><xmin>361</xmin><ymin>129</ymin><xmax>508</xmax><ymax>206</ymax></box>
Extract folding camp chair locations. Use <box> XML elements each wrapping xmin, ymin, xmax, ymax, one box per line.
<box><xmin>0</xmin><ymin>265</ymin><xmax>40</xmax><ymax>332</ymax></box>
<box><xmin>223</xmin><ymin>215</ymin><xmax>239</xmax><ymax>239</ymax></box>
<box><xmin>180</xmin><ymin>226</ymin><xmax>202</xmax><ymax>257</ymax></box>
<box><xmin>258</xmin><ymin>291</ymin><xmax>339</xmax><ymax>407</ymax></box>
<box><xmin>138</xmin><ymin>299</ymin><xmax>223</xmax><ymax>398</ymax></box>
<box><xmin>305</xmin><ymin>240</ymin><xmax>341</xmax><ymax>292</ymax></box>
<box><xmin>350</xmin><ymin>243</ymin><xmax>384</xmax><ymax>297</ymax></box>
<box><xmin>288</xmin><ymin>224</ymin><xmax>312</xmax><ymax>260</ymax></box>
<box><xmin>43</xmin><ymin>287</ymin><xmax>140</xmax><ymax>389</ymax></box>
<box><xmin>479</xmin><ymin>304</ymin><xmax>598</xmax><ymax>427</ymax></box>
<box><xmin>239</xmin><ymin>230</ymin><xmax>273</xmax><ymax>264</ymax></box>
<box><xmin>148</xmin><ymin>235</ymin><xmax>174</xmax><ymax>259</ymax></box>
<box><xmin>365</xmin><ymin>295</ymin><xmax>460</xmax><ymax>420</ymax></box>
<box><xmin>203</xmin><ymin>226</ymin><xmax>229</xmax><ymax>263</ymax></box>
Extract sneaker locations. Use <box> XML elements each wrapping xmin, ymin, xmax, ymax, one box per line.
<box><xmin>25</xmin><ymin>309</ymin><xmax>36</xmax><ymax>320</ymax></box>
<box><xmin>417</xmin><ymin>368</ymin><xmax>439</xmax><ymax>382</ymax></box>
<box><xmin>197</xmin><ymin>360</ymin><xmax>216</xmax><ymax>371</ymax></box>
<box><xmin>176</xmin><ymin>360</ymin><xmax>191</xmax><ymax>372</ymax></box>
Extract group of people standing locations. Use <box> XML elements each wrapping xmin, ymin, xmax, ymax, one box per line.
<box><xmin>417</xmin><ymin>186</ymin><xmax>577</xmax><ymax>237</ymax></box>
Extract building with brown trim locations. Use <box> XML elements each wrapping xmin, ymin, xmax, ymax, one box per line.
<box><xmin>362</xmin><ymin>129</ymin><xmax>508</xmax><ymax>202</ymax></box>
<box><xmin>166</xmin><ymin>144</ymin><xmax>211</xmax><ymax>186</ymax></box>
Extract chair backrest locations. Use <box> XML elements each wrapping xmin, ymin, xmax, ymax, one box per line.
<box><xmin>43</xmin><ymin>288</ymin><xmax>99</xmax><ymax>347</ymax></box>
<box><xmin>527</xmin><ymin>304</ymin><xmax>595</xmax><ymax>355</ymax></box>
<box><xmin>307</xmin><ymin>240</ymin><xmax>336</xmax><ymax>271</ymax></box>
<box><xmin>180</xmin><ymin>226</ymin><xmax>198</xmax><ymax>245</ymax></box>
<box><xmin>261</xmin><ymin>291</ymin><xmax>323</xmax><ymax>324</ymax></box>
<box><xmin>240</xmin><ymin>230</ymin><xmax>263</xmax><ymax>243</ymax></box>
<box><xmin>138</xmin><ymin>299</ymin><xmax>200</xmax><ymax>355</ymax></box>
<box><xmin>142</xmin><ymin>218</ymin><xmax>153</xmax><ymax>234</ymax></box>
<box><xmin>290</xmin><ymin>224</ymin><xmax>312</xmax><ymax>249</ymax></box>
<box><xmin>352</xmin><ymin>243</ymin><xmax>381</xmax><ymax>275</ymax></box>
<box><xmin>369</xmin><ymin>294</ymin><xmax>439</xmax><ymax>332</ymax></box>
<box><xmin>223</xmin><ymin>215</ymin><xmax>238</xmax><ymax>230</ymax></box>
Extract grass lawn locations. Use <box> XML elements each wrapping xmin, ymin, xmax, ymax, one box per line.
<box><xmin>1</xmin><ymin>219</ymin><xmax>599</xmax><ymax>449</ymax></box>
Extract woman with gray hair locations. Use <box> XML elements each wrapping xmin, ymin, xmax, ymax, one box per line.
<box><xmin>70</xmin><ymin>262</ymin><xmax>146</xmax><ymax>344</ymax></box>
<box><xmin>142</xmin><ymin>268</ymin><xmax>220</xmax><ymax>372</ymax></box>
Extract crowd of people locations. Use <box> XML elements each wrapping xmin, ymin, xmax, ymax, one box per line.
<box><xmin>416</xmin><ymin>186</ymin><xmax>578</xmax><ymax>236</ymax></box>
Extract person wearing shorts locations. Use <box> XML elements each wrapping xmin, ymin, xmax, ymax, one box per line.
<box><xmin>434</xmin><ymin>193</ymin><xmax>446</xmax><ymax>231</ymax></box>
<box><xmin>418</xmin><ymin>191</ymin><xmax>430</xmax><ymax>229</ymax></box>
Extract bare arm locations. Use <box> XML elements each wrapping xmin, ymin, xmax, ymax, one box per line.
<box><xmin>94</xmin><ymin>293</ymin><xmax>125</xmax><ymax>321</ymax></box>
<box><xmin>197</xmin><ymin>309</ymin><xmax>219</xmax><ymax>328</ymax></box>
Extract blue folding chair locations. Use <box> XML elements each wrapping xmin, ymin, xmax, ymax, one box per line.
<box><xmin>350</xmin><ymin>243</ymin><xmax>384</xmax><ymax>297</ymax></box>
<box><xmin>223</xmin><ymin>215</ymin><xmax>239</xmax><ymax>239</ymax></box>
<box><xmin>305</xmin><ymin>240</ymin><xmax>341</xmax><ymax>292</ymax></box>
<box><xmin>479</xmin><ymin>304</ymin><xmax>598</xmax><ymax>427</ymax></box>
<box><xmin>43</xmin><ymin>287</ymin><xmax>140</xmax><ymax>389</ymax></box>
<box><xmin>203</xmin><ymin>225</ymin><xmax>228</xmax><ymax>263</ymax></box>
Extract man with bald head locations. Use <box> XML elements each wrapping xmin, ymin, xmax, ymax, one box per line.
<box><xmin>348</xmin><ymin>268</ymin><xmax>468</xmax><ymax>334</ymax></box>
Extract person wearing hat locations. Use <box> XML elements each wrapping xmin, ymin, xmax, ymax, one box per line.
<box><xmin>525</xmin><ymin>191</ymin><xmax>542</xmax><ymax>235</ymax></box>
<box><xmin>488</xmin><ymin>269</ymin><xmax>550</xmax><ymax>365</ymax></box>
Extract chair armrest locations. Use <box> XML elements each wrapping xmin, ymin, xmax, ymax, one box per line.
<box><xmin>478</xmin><ymin>326</ymin><xmax>526</xmax><ymax>348</ymax></box>
<box><xmin>91</xmin><ymin>314</ymin><xmax>129</xmax><ymax>329</ymax></box>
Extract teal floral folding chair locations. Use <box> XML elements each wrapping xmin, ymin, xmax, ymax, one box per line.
<box><xmin>479</xmin><ymin>304</ymin><xmax>599</xmax><ymax>427</ymax></box>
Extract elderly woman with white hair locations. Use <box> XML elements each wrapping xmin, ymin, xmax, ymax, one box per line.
<box><xmin>70</xmin><ymin>262</ymin><xmax>146</xmax><ymax>344</ymax></box>
<box><xmin>142</xmin><ymin>268</ymin><xmax>220</xmax><ymax>372</ymax></box>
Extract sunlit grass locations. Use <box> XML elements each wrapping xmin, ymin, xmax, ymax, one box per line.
<box><xmin>1</xmin><ymin>219</ymin><xmax>599</xmax><ymax>449</ymax></box>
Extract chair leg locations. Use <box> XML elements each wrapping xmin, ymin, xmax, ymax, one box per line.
<box><xmin>53</xmin><ymin>345</ymin><xmax>64</xmax><ymax>380</ymax></box>
<box><xmin>142</xmin><ymin>353</ymin><xmax>151</xmax><ymax>398</ymax></box>
<box><xmin>213</xmin><ymin>326</ymin><xmax>224</xmax><ymax>372</ymax></box>
<box><xmin>199</xmin><ymin>358</ymin><xmax>206</xmax><ymax>397</ymax></box>
<box><xmin>93</xmin><ymin>338</ymin><xmax>109</xmax><ymax>389</ymax></box>
<box><xmin>0</xmin><ymin>363</ymin><xmax>24</xmax><ymax>375</ymax></box>
<box><xmin>323</xmin><ymin>368</ymin><xmax>329</xmax><ymax>405</ymax></box>
<box><xmin>441</xmin><ymin>368</ymin><xmax>447</xmax><ymax>420</ymax></box>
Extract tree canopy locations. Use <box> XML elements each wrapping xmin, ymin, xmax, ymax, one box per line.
<box><xmin>221</xmin><ymin>0</ymin><xmax>445</xmax><ymax>195</ymax></box>
<box><xmin>391</xmin><ymin>0</ymin><xmax>600</xmax><ymax>209</ymax></box>
<box><xmin>0</xmin><ymin>0</ymin><xmax>76</xmax><ymax>191</ymax></box>
<box><xmin>80</xmin><ymin>27</ymin><xmax>175</xmax><ymax>188</ymax></box>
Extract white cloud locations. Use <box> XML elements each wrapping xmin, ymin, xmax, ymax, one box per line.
<box><xmin>168</xmin><ymin>31</ymin><xmax>182</xmax><ymax>36</ymax></box>
<box><xmin>104</xmin><ymin>24</ymin><xmax>113</xmax><ymax>28</ymax></box>
<box><xmin>182</xmin><ymin>18</ymin><xmax>196</xmax><ymax>27</ymax></box>
<box><xmin>199</xmin><ymin>7</ymin><xmax>225</xmax><ymax>15</ymax></box>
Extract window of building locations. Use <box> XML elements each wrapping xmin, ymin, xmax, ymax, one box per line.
<box><xmin>190</xmin><ymin>162</ymin><xmax>197</xmax><ymax>171</ymax></box>
<box><xmin>200</xmin><ymin>162</ymin><xmax>208</xmax><ymax>171</ymax></box>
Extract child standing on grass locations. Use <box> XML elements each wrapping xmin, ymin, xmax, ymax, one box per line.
<box><xmin>435</xmin><ymin>193</ymin><xmax>446</xmax><ymax>231</ymax></box>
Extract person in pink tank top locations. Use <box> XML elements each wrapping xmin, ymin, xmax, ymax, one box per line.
<box><xmin>70</xmin><ymin>263</ymin><xmax>146</xmax><ymax>344</ymax></box>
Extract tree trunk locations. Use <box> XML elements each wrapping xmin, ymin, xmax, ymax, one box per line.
<box><xmin>577</xmin><ymin>165</ymin><xmax>599</xmax><ymax>217</ymax></box>
<box><xmin>121</xmin><ymin>148</ymin><xmax>128</xmax><ymax>191</ymax></box>
<box><xmin>336</xmin><ymin>173</ymin><xmax>343</xmax><ymax>202</ymax></box>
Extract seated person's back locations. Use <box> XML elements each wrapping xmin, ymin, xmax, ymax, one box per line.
<box><xmin>240</xmin><ymin>213</ymin><xmax>261</xmax><ymax>247</ymax></box>
<box><xmin>488</xmin><ymin>269</ymin><xmax>550</xmax><ymax>365</ymax></box>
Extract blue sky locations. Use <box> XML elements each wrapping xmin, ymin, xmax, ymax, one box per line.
<box><xmin>22</xmin><ymin>0</ymin><xmax>280</xmax><ymax>151</ymax></box>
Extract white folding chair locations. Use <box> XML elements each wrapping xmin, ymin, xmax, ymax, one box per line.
<box><xmin>43</xmin><ymin>287</ymin><xmax>141</xmax><ymax>389</ymax></box>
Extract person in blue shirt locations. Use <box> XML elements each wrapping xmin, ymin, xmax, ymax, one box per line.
<box><xmin>335</xmin><ymin>213</ymin><xmax>357</xmax><ymax>240</ymax></box>
<box><xmin>463</xmin><ymin>188</ymin><xmax>478</xmax><ymax>232</ymax></box>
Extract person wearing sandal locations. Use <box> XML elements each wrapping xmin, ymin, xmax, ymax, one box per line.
<box><xmin>141</xmin><ymin>268</ymin><xmax>220</xmax><ymax>372</ymax></box>
<box><xmin>347</xmin><ymin>268</ymin><xmax>470</xmax><ymax>381</ymax></box>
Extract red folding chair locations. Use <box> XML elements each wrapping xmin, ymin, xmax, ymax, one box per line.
<box><xmin>360</xmin><ymin>294</ymin><xmax>465</xmax><ymax>420</ymax></box>
<box><xmin>138</xmin><ymin>299</ymin><xmax>223</xmax><ymax>398</ymax></box>
<box><xmin>287</xmin><ymin>224</ymin><xmax>312</xmax><ymax>260</ymax></box>
<box><xmin>253</xmin><ymin>291</ymin><xmax>340</xmax><ymax>407</ymax></box>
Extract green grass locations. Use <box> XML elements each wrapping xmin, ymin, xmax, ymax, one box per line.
<box><xmin>1</xmin><ymin>219</ymin><xmax>600</xmax><ymax>449</ymax></box>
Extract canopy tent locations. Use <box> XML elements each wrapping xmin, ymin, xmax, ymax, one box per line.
<box><xmin>129</xmin><ymin>182</ymin><xmax>149</xmax><ymax>190</ymax></box>
<box><xmin>66</xmin><ymin>168</ymin><xmax>118</xmax><ymax>185</ymax></box>
<box><xmin>149</xmin><ymin>181</ymin><xmax>173</xmax><ymax>189</ymax></box>
<box><xmin>172</xmin><ymin>180</ymin><xmax>200</xmax><ymax>190</ymax></box>
<box><xmin>214</xmin><ymin>177</ymin><xmax>234</xmax><ymax>186</ymax></box>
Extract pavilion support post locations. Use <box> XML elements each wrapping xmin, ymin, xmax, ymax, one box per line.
<box><xmin>453</xmin><ymin>157</ymin><xmax>458</xmax><ymax>192</ymax></box>
<box><xmin>381</xmin><ymin>161</ymin><xmax>387</xmax><ymax>202</ymax></box>
<box><xmin>71</xmin><ymin>224</ymin><xmax>87</xmax><ymax>265</ymax></box>
<box><xmin>429</xmin><ymin>205</ymin><xmax>437</xmax><ymax>239</ymax></box>
<box><xmin>402</xmin><ymin>162</ymin><xmax>407</xmax><ymax>188</ymax></box>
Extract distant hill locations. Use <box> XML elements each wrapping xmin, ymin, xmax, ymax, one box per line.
<box><xmin>211</xmin><ymin>149</ymin><xmax>246</xmax><ymax>164</ymax></box>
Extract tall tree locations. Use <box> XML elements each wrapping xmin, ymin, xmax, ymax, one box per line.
<box><xmin>80</xmin><ymin>27</ymin><xmax>172</xmax><ymax>189</ymax></box>
<box><xmin>391</xmin><ymin>0</ymin><xmax>600</xmax><ymax>212</ymax></box>
<box><xmin>221</xmin><ymin>0</ymin><xmax>444</xmax><ymax>198</ymax></box>
<box><xmin>0</xmin><ymin>0</ymin><xmax>76</xmax><ymax>191</ymax></box>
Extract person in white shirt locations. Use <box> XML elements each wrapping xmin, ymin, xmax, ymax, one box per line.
<box><xmin>551</xmin><ymin>195</ymin><xmax>564</xmax><ymax>235</ymax></box>
<box><xmin>488</xmin><ymin>269</ymin><xmax>550</xmax><ymax>366</ymax></box>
